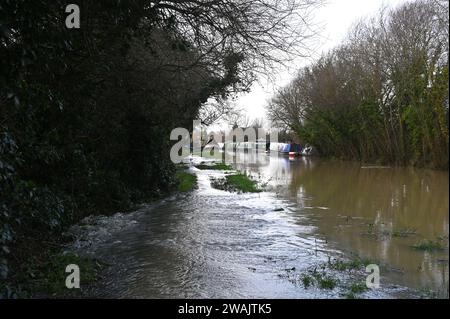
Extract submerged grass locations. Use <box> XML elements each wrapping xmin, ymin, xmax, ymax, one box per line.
<box><xmin>328</xmin><ymin>255</ymin><xmax>378</xmax><ymax>272</ymax></box>
<box><xmin>412</xmin><ymin>239</ymin><xmax>446</xmax><ymax>251</ymax></box>
<box><xmin>282</xmin><ymin>256</ymin><xmax>382</xmax><ymax>298</ymax></box>
<box><xmin>348</xmin><ymin>281</ymin><xmax>369</xmax><ymax>294</ymax></box>
<box><xmin>342</xmin><ymin>282</ymin><xmax>368</xmax><ymax>299</ymax></box>
<box><xmin>176</xmin><ymin>171</ymin><xmax>198</xmax><ymax>192</ymax></box>
<box><xmin>226</xmin><ymin>174</ymin><xmax>262</xmax><ymax>193</ymax></box>
<box><xmin>297</xmin><ymin>270</ymin><xmax>339</xmax><ymax>290</ymax></box>
<box><xmin>300</xmin><ymin>274</ymin><xmax>314</xmax><ymax>289</ymax></box>
<box><xmin>361</xmin><ymin>224</ymin><xmax>417</xmax><ymax>240</ymax></box>
<box><xmin>211</xmin><ymin>172</ymin><xmax>262</xmax><ymax>193</ymax></box>
<box><xmin>328</xmin><ymin>259</ymin><xmax>362</xmax><ymax>271</ymax></box>
<box><xmin>312</xmin><ymin>272</ymin><xmax>339</xmax><ymax>290</ymax></box>
<box><xmin>318</xmin><ymin>275</ymin><xmax>339</xmax><ymax>290</ymax></box>
<box><xmin>391</xmin><ymin>228</ymin><xmax>417</xmax><ymax>238</ymax></box>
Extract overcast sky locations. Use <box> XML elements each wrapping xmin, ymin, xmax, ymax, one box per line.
<box><xmin>224</xmin><ymin>0</ymin><xmax>412</xmax><ymax>129</ymax></box>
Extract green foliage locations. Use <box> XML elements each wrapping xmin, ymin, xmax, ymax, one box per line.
<box><xmin>176</xmin><ymin>171</ymin><xmax>198</xmax><ymax>192</ymax></box>
<box><xmin>300</xmin><ymin>274</ymin><xmax>314</xmax><ymax>289</ymax></box>
<box><xmin>342</xmin><ymin>281</ymin><xmax>369</xmax><ymax>299</ymax></box>
<box><xmin>412</xmin><ymin>239</ymin><xmax>446</xmax><ymax>251</ymax></box>
<box><xmin>297</xmin><ymin>271</ymin><xmax>339</xmax><ymax>290</ymax></box>
<box><xmin>391</xmin><ymin>228</ymin><xmax>417</xmax><ymax>238</ymax></box>
<box><xmin>210</xmin><ymin>173</ymin><xmax>262</xmax><ymax>193</ymax></box>
<box><xmin>348</xmin><ymin>282</ymin><xmax>369</xmax><ymax>294</ymax></box>
<box><xmin>5</xmin><ymin>250</ymin><xmax>103</xmax><ymax>298</ymax></box>
<box><xmin>312</xmin><ymin>272</ymin><xmax>339</xmax><ymax>290</ymax></box>
<box><xmin>225</xmin><ymin>173</ymin><xmax>262</xmax><ymax>193</ymax></box>
<box><xmin>327</xmin><ymin>254</ymin><xmax>379</xmax><ymax>272</ymax></box>
<box><xmin>28</xmin><ymin>252</ymin><xmax>102</xmax><ymax>297</ymax></box>
<box><xmin>328</xmin><ymin>259</ymin><xmax>364</xmax><ymax>272</ymax></box>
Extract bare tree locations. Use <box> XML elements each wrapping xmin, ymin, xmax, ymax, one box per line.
<box><xmin>198</xmin><ymin>98</ymin><xmax>240</xmax><ymax>125</ymax></box>
<box><xmin>266</xmin><ymin>0</ymin><xmax>449</xmax><ymax>166</ymax></box>
<box><xmin>267</xmin><ymin>70</ymin><xmax>311</xmax><ymax>132</ymax></box>
<box><xmin>146</xmin><ymin>0</ymin><xmax>324</xmax><ymax>127</ymax></box>
<box><xmin>150</xmin><ymin>0</ymin><xmax>323</xmax><ymax>77</ymax></box>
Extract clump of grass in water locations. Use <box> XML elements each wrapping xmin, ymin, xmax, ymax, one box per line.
<box><xmin>362</xmin><ymin>224</ymin><xmax>418</xmax><ymax>240</ymax></box>
<box><xmin>291</xmin><ymin>263</ymin><xmax>376</xmax><ymax>296</ymax></box>
<box><xmin>360</xmin><ymin>223</ymin><xmax>394</xmax><ymax>240</ymax></box>
<box><xmin>176</xmin><ymin>171</ymin><xmax>197</xmax><ymax>192</ymax></box>
<box><xmin>297</xmin><ymin>271</ymin><xmax>338</xmax><ymax>290</ymax></box>
<box><xmin>300</xmin><ymin>274</ymin><xmax>314</xmax><ymax>289</ymax></box>
<box><xmin>328</xmin><ymin>256</ymin><xmax>377</xmax><ymax>272</ymax></box>
<box><xmin>304</xmin><ymin>271</ymin><xmax>339</xmax><ymax>290</ymax></box>
<box><xmin>195</xmin><ymin>163</ymin><xmax>233</xmax><ymax>170</ymax></box>
<box><xmin>341</xmin><ymin>281</ymin><xmax>369</xmax><ymax>299</ymax></box>
<box><xmin>211</xmin><ymin>173</ymin><xmax>262</xmax><ymax>193</ymax></box>
<box><xmin>392</xmin><ymin>228</ymin><xmax>417</xmax><ymax>238</ymax></box>
<box><xmin>315</xmin><ymin>273</ymin><xmax>339</xmax><ymax>290</ymax></box>
<box><xmin>348</xmin><ymin>281</ymin><xmax>369</xmax><ymax>294</ymax></box>
<box><xmin>412</xmin><ymin>239</ymin><xmax>446</xmax><ymax>251</ymax></box>
<box><xmin>342</xmin><ymin>282</ymin><xmax>368</xmax><ymax>299</ymax></box>
<box><xmin>328</xmin><ymin>259</ymin><xmax>362</xmax><ymax>271</ymax></box>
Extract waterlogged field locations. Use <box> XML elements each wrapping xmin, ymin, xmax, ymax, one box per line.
<box><xmin>68</xmin><ymin>153</ymin><xmax>449</xmax><ymax>298</ymax></box>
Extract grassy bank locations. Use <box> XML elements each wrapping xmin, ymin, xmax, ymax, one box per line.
<box><xmin>176</xmin><ymin>170</ymin><xmax>198</xmax><ymax>192</ymax></box>
<box><xmin>1</xmin><ymin>236</ymin><xmax>104</xmax><ymax>298</ymax></box>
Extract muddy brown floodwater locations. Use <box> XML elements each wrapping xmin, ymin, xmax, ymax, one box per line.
<box><xmin>68</xmin><ymin>153</ymin><xmax>449</xmax><ymax>298</ymax></box>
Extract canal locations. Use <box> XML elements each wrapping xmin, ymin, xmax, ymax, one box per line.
<box><xmin>68</xmin><ymin>153</ymin><xmax>449</xmax><ymax>298</ymax></box>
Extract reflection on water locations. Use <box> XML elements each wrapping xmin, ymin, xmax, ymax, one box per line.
<box><xmin>69</xmin><ymin>153</ymin><xmax>449</xmax><ymax>298</ymax></box>
<box><xmin>237</xmin><ymin>155</ymin><xmax>449</xmax><ymax>295</ymax></box>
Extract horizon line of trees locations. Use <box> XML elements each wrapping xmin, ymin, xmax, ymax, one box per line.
<box><xmin>267</xmin><ymin>0</ymin><xmax>449</xmax><ymax>169</ymax></box>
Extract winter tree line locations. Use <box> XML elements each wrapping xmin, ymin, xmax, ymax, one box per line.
<box><xmin>267</xmin><ymin>0</ymin><xmax>449</xmax><ymax>169</ymax></box>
